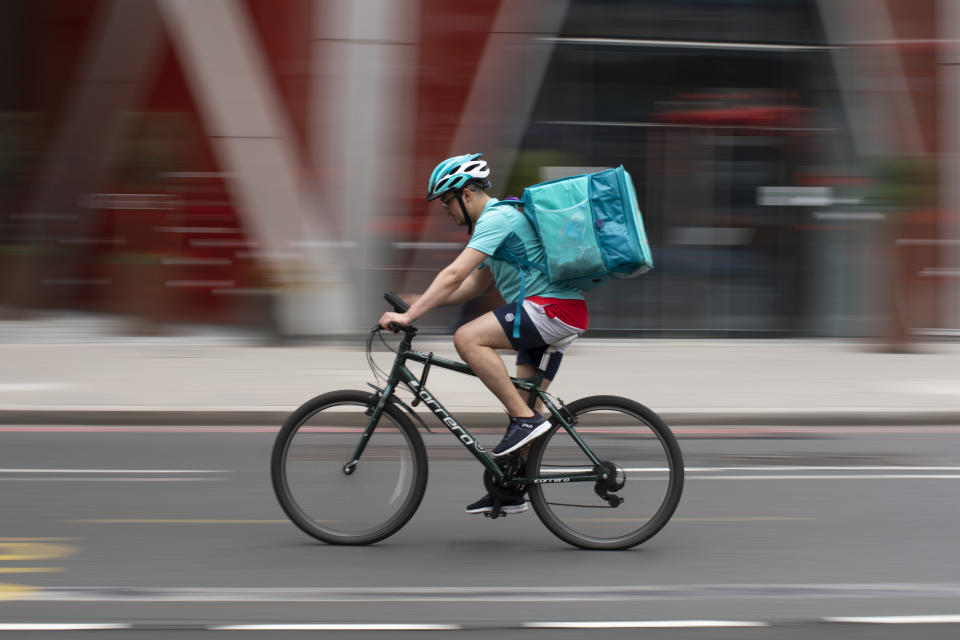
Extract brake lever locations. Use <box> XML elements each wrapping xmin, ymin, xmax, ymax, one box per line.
<box><xmin>380</xmin><ymin>321</ymin><xmax>416</xmax><ymax>337</ymax></box>
<box><xmin>370</xmin><ymin>321</ymin><xmax>403</xmax><ymax>334</ymax></box>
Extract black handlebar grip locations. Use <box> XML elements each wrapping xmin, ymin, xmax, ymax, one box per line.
<box><xmin>384</xmin><ymin>291</ymin><xmax>410</xmax><ymax>313</ymax></box>
<box><xmin>386</xmin><ymin>321</ymin><xmax>418</xmax><ymax>337</ymax></box>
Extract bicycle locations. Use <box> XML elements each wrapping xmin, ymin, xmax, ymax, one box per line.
<box><xmin>271</xmin><ymin>292</ymin><xmax>684</xmax><ymax>550</ymax></box>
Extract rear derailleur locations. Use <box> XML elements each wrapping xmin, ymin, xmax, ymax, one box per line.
<box><xmin>594</xmin><ymin>460</ymin><xmax>625</xmax><ymax>507</ymax></box>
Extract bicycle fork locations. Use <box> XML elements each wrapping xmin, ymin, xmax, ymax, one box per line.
<box><xmin>341</xmin><ymin>383</ymin><xmax>397</xmax><ymax>475</ymax></box>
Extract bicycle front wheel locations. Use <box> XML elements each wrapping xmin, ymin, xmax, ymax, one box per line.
<box><xmin>527</xmin><ymin>395</ymin><xmax>684</xmax><ymax>550</ymax></box>
<box><xmin>271</xmin><ymin>390</ymin><xmax>428</xmax><ymax>545</ymax></box>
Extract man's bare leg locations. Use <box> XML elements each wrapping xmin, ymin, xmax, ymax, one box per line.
<box><xmin>516</xmin><ymin>363</ymin><xmax>551</xmax><ymax>414</ymax></box>
<box><xmin>453</xmin><ymin>312</ymin><xmax>534</xmax><ymax>418</ymax></box>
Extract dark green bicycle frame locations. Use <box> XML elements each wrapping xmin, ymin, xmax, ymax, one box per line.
<box><xmin>347</xmin><ymin>342</ymin><xmax>607</xmax><ymax>486</ymax></box>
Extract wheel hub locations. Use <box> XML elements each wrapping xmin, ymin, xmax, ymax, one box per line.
<box><xmin>594</xmin><ymin>461</ymin><xmax>625</xmax><ymax>507</ymax></box>
<box><xmin>599</xmin><ymin>461</ymin><xmax>626</xmax><ymax>492</ymax></box>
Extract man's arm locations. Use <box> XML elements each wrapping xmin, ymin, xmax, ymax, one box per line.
<box><xmin>379</xmin><ymin>248</ymin><xmax>489</xmax><ymax>328</ymax></box>
<box><xmin>441</xmin><ymin>261</ymin><xmax>493</xmax><ymax>306</ymax></box>
<box><xmin>398</xmin><ymin>261</ymin><xmax>492</xmax><ymax>308</ymax></box>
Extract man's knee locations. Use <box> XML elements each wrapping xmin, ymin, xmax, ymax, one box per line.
<box><xmin>455</xmin><ymin>313</ymin><xmax>511</xmax><ymax>357</ymax></box>
<box><xmin>453</xmin><ymin>324</ymin><xmax>475</xmax><ymax>356</ymax></box>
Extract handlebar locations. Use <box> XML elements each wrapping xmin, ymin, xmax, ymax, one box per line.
<box><xmin>384</xmin><ymin>291</ymin><xmax>409</xmax><ymax>313</ymax></box>
<box><xmin>381</xmin><ymin>292</ymin><xmax>416</xmax><ymax>337</ymax></box>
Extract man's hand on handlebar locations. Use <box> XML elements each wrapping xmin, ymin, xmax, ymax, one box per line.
<box><xmin>378</xmin><ymin>311</ymin><xmax>413</xmax><ymax>332</ymax></box>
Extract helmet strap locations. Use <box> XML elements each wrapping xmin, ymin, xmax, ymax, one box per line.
<box><xmin>456</xmin><ymin>191</ymin><xmax>473</xmax><ymax>236</ymax></box>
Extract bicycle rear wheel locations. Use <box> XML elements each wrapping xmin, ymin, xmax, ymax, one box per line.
<box><xmin>271</xmin><ymin>390</ymin><xmax>428</xmax><ymax>545</ymax></box>
<box><xmin>527</xmin><ymin>395</ymin><xmax>683</xmax><ymax>550</ymax></box>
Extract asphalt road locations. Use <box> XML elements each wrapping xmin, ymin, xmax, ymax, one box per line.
<box><xmin>1</xmin><ymin>423</ymin><xmax>959</xmax><ymax>639</ymax></box>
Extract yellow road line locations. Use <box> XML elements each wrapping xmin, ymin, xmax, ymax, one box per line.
<box><xmin>0</xmin><ymin>584</ymin><xmax>38</xmax><ymax>601</ymax></box>
<box><xmin>0</xmin><ymin>567</ymin><xmax>64</xmax><ymax>574</ymax></box>
<box><xmin>0</xmin><ymin>543</ymin><xmax>78</xmax><ymax>561</ymax></box>
<box><xmin>0</xmin><ymin>538</ymin><xmax>79</xmax><ymax>542</ymax></box>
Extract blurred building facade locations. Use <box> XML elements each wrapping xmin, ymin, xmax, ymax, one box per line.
<box><xmin>0</xmin><ymin>0</ymin><xmax>953</xmax><ymax>339</ymax></box>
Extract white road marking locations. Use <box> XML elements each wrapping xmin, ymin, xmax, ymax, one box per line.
<box><xmin>826</xmin><ymin>615</ymin><xmax>960</xmax><ymax>624</ymax></box>
<box><xmin>0</xmin><ymin>624</ymin><xmax>130</xmax><ymax>630</ymax></box>
<box><xmin>542</xmin><ymin>466</ymin><xmax>960</xmax><ymax>481</ymax></box>
<box><xmin>526</xmin><ymin>620</ymin><xmax>769</xmax><ymax>628</ymax></box>
<box><xmin>14</xmin><ymin>583</ymin><xmax>960</xmax><ymax>602</ymax></box>
<box><xmin>212</xmin><ymin>624</ymin><xmax>460</xmax><ymax>630</ymax></box>
<box><xmin>548</xmin><ymin>466</ymin><xmax>960</xmax><ymax>474</ymax></box>
<box><xmin>0</xmin><ymin>468</ymin><xmax>226</xmax><ymax>482</ymax></box>
<box><xmin>2</xmin><ymin>618</ymin><xmax>959</xmax><ymax>631</ymax></box>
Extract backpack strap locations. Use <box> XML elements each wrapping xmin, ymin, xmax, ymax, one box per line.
<box><xmin>489</xmin><ymin>199</ymin><xmax>549</xmax><ymax>339</ymax></box>
<box><xmin>493</xmin><ymin>246</ymin><xmax>548</xmax><ymax>338</ymax></box>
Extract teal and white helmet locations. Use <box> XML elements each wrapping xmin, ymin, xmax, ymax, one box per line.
<box><xmin>426</xmin><ymin>153</ymin><xmax>490</xmax><ymax>201</ymax></box>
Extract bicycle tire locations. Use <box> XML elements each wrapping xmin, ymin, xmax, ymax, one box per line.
<box><xmin>526</xmin><ymin>395</ymin><xmax>684</xmax><ymax>550</ymax></box>
<box><xmin>271</xmin><ymin>390</ymin><xmax>428</xmax><ymax>545</ymax></box>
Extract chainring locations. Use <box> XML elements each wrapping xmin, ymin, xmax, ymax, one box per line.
<box><xmin>482</xmin><ymin>456</ymin><xmax>528</xmax><ymax>503</ymax></box>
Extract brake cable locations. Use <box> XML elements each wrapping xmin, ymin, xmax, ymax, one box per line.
<box><xmin>365</xmin><ymin>327</ymin><xmax>398</xmax><ymax>387</ymax></box>
<box><xmin>365</xmin><ymin>327</ymin><xmax>433</xmax><ymax>433</ymax></box>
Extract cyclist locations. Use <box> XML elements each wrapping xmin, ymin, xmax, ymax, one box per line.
<box><xmin>378</xmin><ymin>153</ymin><xmax>588</xmax><ymax>515</ymax></box>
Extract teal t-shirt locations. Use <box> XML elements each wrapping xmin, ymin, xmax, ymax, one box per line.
<box><xmin>466</xmin><ymin>199</ymin><xmax>584</xmax><ymax>304</ymax></box>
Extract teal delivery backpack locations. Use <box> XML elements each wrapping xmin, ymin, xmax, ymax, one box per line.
<box><xmin>494</xmin><ymin>165</ymin><xmax>653</xmax><ymax>336</ymax></box>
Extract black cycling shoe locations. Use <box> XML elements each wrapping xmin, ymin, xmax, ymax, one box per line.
<box><xmin>465</xmin><ymin>494</ymin><xmax>528</xmax><ymax>514</ymax></box>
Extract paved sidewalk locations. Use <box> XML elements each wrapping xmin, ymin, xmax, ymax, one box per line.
<box><xmin>0</xmin><ymin>313</ymin><xmax>957</xmax><ymax>426</ymax></box>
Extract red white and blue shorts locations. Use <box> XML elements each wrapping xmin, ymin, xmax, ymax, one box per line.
<box><xmin>492</xmin><ymin>297</ymin><xmax>588</xmax><ymax>380</ymax></box>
